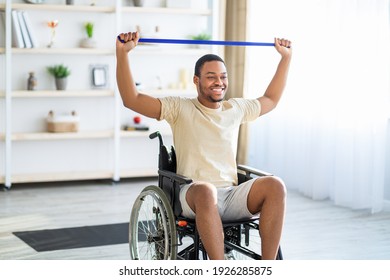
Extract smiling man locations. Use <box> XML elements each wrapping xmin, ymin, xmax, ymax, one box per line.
<box><xmin>116</xmin><ymin>31</ymin><xmax>292</xmax><ymax>260</ymax></box>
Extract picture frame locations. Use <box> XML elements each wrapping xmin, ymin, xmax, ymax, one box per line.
<box><xmin>90</xmin><ymin>64</ymin><xmax>108</xmax><ymax>88</ymax></box>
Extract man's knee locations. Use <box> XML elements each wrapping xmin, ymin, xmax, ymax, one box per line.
<box><xmin>186</xmin><ymin>182</ymin><xmax>218</xmax><ymax>212</ymax></box>
<box><xmin>252</xmin><ymin>176</ymin><xmax>287</xmax><ymax>201</ymax></box>
<box><xmin>266</xmin><ymin>176</ymin><xmax>287</xmax><ymax>199</ymax></box>
<box><xmin>248</xmin><ymin>176</ymin><xmax>287</xmax><ymax>214</ymax></box>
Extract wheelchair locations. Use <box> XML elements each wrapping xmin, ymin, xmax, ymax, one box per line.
<box><xmin>129</xmin><ymin>131</ymin><xmax>283</xmax><ymax>260</ymax></box>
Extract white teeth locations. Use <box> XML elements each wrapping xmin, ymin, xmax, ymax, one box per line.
<box><xmin>212</xmin><ymin>88</ymin><xmax>223</xmax><ymax>91</ymax></box>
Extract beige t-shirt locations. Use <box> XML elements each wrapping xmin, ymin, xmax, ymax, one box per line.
<box><xmin>158</xmin><ymin>97</ymin><xmax>261</xmax><ymax>187</ymax></box>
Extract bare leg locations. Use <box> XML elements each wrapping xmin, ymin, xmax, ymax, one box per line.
<box><xmin>247</xmin><ymin>176</ymin><xmax>286</xmax><ymax>260</ymax></box>
<box><xmin>185</xmin><ymin>182</ymin><xmax>224</xmax><ymax>260</ymax></box>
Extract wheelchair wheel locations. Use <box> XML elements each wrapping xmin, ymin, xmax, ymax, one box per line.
<box><xmin>129</xmin><ymin>185</ymin><xmax>177</xmax><ymax>260</ymax></box>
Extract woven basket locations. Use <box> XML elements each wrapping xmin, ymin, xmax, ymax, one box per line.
<box><xmin>46</xmin><ymin>111</ymin><xmax>79</xmax><ymax>133</ymax></box>
<box><xmin>47</xmin><ymin>121</ymin><xmax>79</xmax><ymax>133</ymax></box>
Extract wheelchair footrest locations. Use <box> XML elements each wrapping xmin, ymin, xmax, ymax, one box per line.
<box><xmin>224</xmin><ymin>241</ymin><xmax>262</xmax><ymax>260</ymax></box>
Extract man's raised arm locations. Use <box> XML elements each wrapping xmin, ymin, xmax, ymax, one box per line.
<box><xmin>116</xmin><ymin>31</ymin><xmax>162</xmax><ymax>119</ymax></box>
<box><xmin>258</xmin><ymin>37</ymin><xmax>292</xmax><ymax>116</ymax></box>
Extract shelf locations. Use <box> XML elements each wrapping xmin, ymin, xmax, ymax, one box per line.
<box><xmin>0</xmin><ymin>130</ymin><xmax>173</xmax><ymax>141</ymax></box>
<box><xmin>1</xmin><ymin>3</ymin><xmax>211</xmax><ymax>15</ymax></box>
<box><xmin>8</xmin><ymin>130</ymin><xmax>114</xmax><ymax>141</ymax></box>
<box><xmin>10</xmin><ymin>90</ymin><xmax>115</xmax><ymax>98</ymax></box>
<box><xmin>9</xmin><ymin>3</ymin><xmax>115</xmax><ymax>13</ymax></box>
<box><xmin>0</xmin><ymin>168</ymin><xmax>160</xmax><ymax>184</ymax></box>
<box><xmin>10</xmin><ymin>47</ymin><xmax>207</xmax><ymax>56</ymax></box>
<box><xmin>0</xmin><ymin>88</ymin><xmax>197</xmax><ymax>99</ymax></box>
<box><xmin>120</xmin><ymin>130</ymin><xmax>172</xmax><ymax>138</ymax></box>
<box><xmin>11</xmin><ymin>48</ymin><xmax>114</xmax><ymax>55</ymax></box>
<box><xmin>0</xmin><ymin>170</ymin><xmax>115</xmax><ymax>184</ymax></box>
<box><xmin>121</xmin><ymin>6</ymin><xmax>211</xmax><ymax>16</ymax></box>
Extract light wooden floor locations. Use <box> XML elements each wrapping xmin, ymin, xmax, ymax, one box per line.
<box><xmin>0</xmin><ymin>178</ymin><xmax>389</xmax><ymax>260</ymax></box>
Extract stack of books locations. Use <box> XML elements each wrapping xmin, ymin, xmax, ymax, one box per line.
<box><xmin>0</xmin><ymin>10</ymin><xmax>37</xmax><ymax>48</ymax></box>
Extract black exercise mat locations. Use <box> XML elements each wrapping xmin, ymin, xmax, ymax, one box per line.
<box><xmin>13</xmin><ymin>222</ymin><xmax>130</xmax><ymax>252</ymax></box>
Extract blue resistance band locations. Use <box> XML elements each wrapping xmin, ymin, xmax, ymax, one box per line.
<box><xmin>117</xmin><ymin>36</ymin><xmax>275</xmax><ymax>47</ymax></box>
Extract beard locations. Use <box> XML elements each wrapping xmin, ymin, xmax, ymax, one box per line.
<box><xmin>198</xmin><ymin>81</ymin><xmax>225</xmax><ymax>103</ymax></box>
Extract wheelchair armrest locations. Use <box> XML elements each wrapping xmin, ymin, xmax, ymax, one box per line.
<box><xmin>158</xmin><ymin>169</ymin><xmax>193</xmax><ymax>185</ymax></box>
<box><xmin>237</xmin><ymin>164</ymin><xmax>273</xmax><ymax>177</ymax></box>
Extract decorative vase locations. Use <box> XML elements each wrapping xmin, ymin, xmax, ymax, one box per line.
<box><xmin>27</xmin><ymin>72</ymin><xmax>37</xmax><ymax>90</ymax></box>
<box><xmin>80</xmin><ymin>38</ymin><xmax>96</xmax><ymax>48</ymax></box>
<box><xmin>55</xmin><ymin>77</ymin><xmax>67</xmax><ymax>90</ymax></box>
<box><xmin>66</xmin><ymin>0</ymin><xmax>74</xmax><ymax>5</ymax></box>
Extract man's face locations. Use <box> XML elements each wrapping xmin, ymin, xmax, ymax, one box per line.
<box><xmin>194</xmin><ymin>61</ymin><xmax>228</xmax><ymax>108</ymax></box>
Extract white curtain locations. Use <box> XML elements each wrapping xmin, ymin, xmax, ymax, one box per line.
<box><xmin>246</xmin><ymin>0</ymin><xmax>390</xmax><ymax>212</ymax></box>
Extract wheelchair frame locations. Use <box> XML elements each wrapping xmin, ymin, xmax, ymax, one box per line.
<box><xmin>129</xmin><ymin>131</ymin><xmax>283</xmax><ymax>260</ymax></box>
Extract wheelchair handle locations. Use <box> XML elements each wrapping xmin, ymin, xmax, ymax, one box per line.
<box><xmin>149</xmin><ymin>131</ymin><xmax>163</xmax><ymax>146</ymax></box>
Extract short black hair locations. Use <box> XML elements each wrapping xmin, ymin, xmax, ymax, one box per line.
<box><xmin>194</xmin><ymin>54</ymin><xmax>225</xmax><ymax>77</ymax></box>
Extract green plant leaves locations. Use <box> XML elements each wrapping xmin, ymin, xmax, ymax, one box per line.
<box><xmin>47</xmin><ymin>64</ymin><xmax>71</xmax><ymax>78</ymax></box>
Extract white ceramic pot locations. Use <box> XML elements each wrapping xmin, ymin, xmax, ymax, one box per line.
<box><xmin>80</xmin><ymin>38</ymin><xmax>96</xmax><ymax>48</ymax></box>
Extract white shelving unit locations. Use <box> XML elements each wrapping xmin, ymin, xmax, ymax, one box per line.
<box><xmin>0</xmin><ymin>0</ymin><xmax>223</xmax><ymax>188</ymax></box>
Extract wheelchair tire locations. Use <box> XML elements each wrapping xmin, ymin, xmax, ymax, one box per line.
<box><xmin>129</xmin><ymin>185</ymin><xmax>177</xmax><ymax>260</ymax></box>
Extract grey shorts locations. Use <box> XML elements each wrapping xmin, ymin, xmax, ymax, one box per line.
<box><xmin>179</xmin><ymin>178</ymin><xmax>259</xmax><ymax>221</ymax></box>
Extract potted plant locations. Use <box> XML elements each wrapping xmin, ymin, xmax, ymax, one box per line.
<box><xmin>80</xmin><ymin>21</ymin><xmax>96</xmax><ymax>48</ymax></box>
<box><xmin>190</xmin><ymin>32</ymin><xmax>211</xmax><ymax>48</ymax></box>
<box><xmin>47</xmin><ymin>64</ymin><xmax>71</xmax><ymax>90</ymax></box>
<box><xmin>191</xmin><ymin>33</ymin><xmax>211</xmax><ymax>41</ymax></box>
